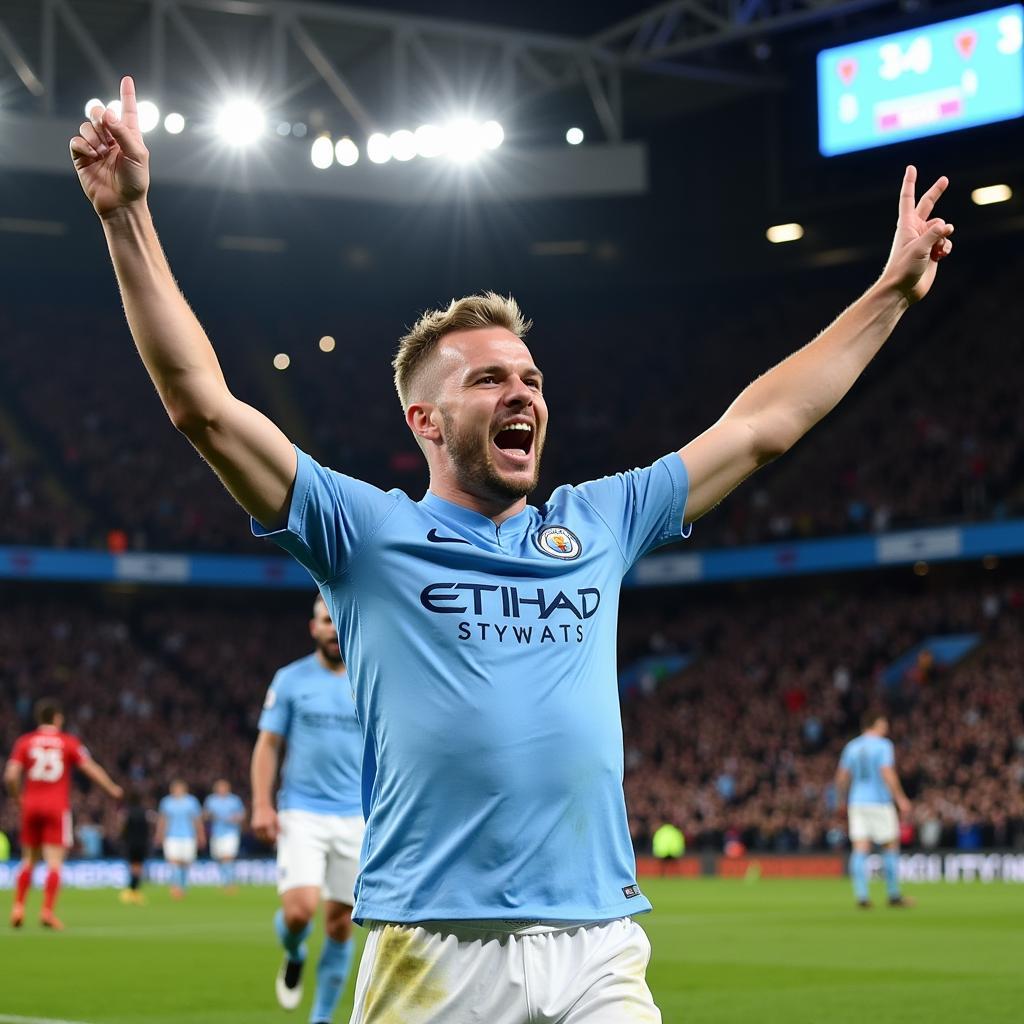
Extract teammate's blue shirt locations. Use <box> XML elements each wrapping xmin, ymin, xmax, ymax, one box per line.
<box><xmin>254</xmin><ymin>447</ymin><xmax>690</xmax><ymax>924</ymax></box>
<box><xmin>258</xmin><ymin>653</ymin><xmax>362</xmax><ymax>817</ymax></box>
<box><xmin>840</xmin><ymin>733</ymin><xmax>896</xmax><ymax>805</ymax></box>
<box><xmin>159</xmin><ymin>794</ymin><xmax>202</xmax><ymax>839</ymax></box>
<box><xmin>204</xmin><ymin>792</ymin><xmax>245</xmax><ymax>839</ymax></box>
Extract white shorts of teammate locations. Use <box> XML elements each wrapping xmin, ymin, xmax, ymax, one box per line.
<box><xmin>848</xmin><ymin>803</ymin><xmax>899</xmax><ymax>845</ymax></box>
<box><xmin>350</xmin><ymin>916</ymin><xmax>660</xmax><ymax>1024</ymax></box>
<box><xmin>210</xmin><ymin>832</ymin><xmax>240</xmax><ymax>861</ymax></box>
<box><xmin>163</xmin><ymin>837</ymin><xmax>198</xmax><ymax>863</ymax></box>
<box><xmin>276</xmin><ymin>809</ymin><xmax>364</xmax><ymax>903</ymax></box>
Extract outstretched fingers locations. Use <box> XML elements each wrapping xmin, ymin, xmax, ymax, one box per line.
<box><xmin>119</xmin><ymin>75</ymin><xmax>139</xmax><ymax>132</ymax></box>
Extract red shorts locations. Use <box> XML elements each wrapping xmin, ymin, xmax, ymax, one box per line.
<box><xmin>20</xmin><ymin>806</ymin><xmax>73</xmax><ymax>849</ymax></box>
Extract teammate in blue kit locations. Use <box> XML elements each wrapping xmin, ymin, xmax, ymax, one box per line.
<box><xmin>204</xmin><ymin>779</ymin><xmax>245</xmax><ymax>892</ymax></box>
<box><xmin>156</xmin><ymin>781</ymin><xmax>205</xmax><ymax>900</ymax></box>
<box><xmin>76</xmin><ymin>75</ymin><xmax>954</xmax><ymax>1022</ymax></box>
<box><xmin>836</xmin><ymin>713</ymin><xmax>913</xmax><ymax>909</ymax></box>
<box><xmin>251</xmin><ymin>596</ymin><xmax>363</xmax><ymax>1023</ymax></box>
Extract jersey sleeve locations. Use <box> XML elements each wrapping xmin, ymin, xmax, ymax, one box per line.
<box><xmin>838</xmin><ymin>743</ymin><xmax>853</xmax><ymax>770</ymax></box>
<box><xmin>570</xmin><ymin>453</ymin><xmax>691</xmax><ymax>568</ymax></box>
<box><xmin>880</xmin><ymin>739</ymin><xmax>895</xmax><ymax>768</ymax></box>
<box><xmin>8</xmin><ymin>735</ymin><xmax>29</xmax><ymax>767</ymax></box>
<box><xmin>251</xmin><ymin>446</ymin><xmax>399</xmax><ymax>584</ymax></box>
<box><xmin>190</xmin><ymin>796</ymin><xmax>203</xmax><ymax>819</ymax></box>
<box><xmin>158</xmin><ymin>796</ymin><xmax>170</xmax><ymax>817</ymax></box>
<box><xmin>258</xmin><ymin>671</ymin><xmax>292</xmax><ymax>736</ymax></box>
<box><xmin>66</xmin><ymin>736</ymin><xmax>86</xmax><ymax>767</ymax></box>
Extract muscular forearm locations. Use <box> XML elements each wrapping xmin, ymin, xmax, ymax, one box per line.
<box><xmin>728</xmin><ymin>280</ymin><xmax>907</xmax><ymax>459</ymax></box>
<box><xmin>101</xmin><ymin>204</ymin><xmax>230</xmax><ymax>429</ymax></box>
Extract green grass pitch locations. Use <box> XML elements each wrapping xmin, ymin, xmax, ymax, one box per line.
<box><xmin>1</xmin><ymin>879</ymin><xmax>1021</xmax><ymax>1023</ymax></box>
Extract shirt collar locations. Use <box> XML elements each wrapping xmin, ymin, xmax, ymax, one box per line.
<box><xmin>421</xmin><ymin>490</ymin><xmax>534</xmax><ymax>543</ymax></box>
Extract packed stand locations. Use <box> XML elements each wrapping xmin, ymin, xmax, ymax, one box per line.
<box><xmin>621</xmin><ymin>575</ymin><xmax>1024</xmax><ymax>854</ymax></box>
<box><xmin>1</xmin><ymin>255</ymin><xmax>1021</xmax><ymax>555</ymax></box>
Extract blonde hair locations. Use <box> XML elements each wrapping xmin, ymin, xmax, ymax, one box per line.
<box><xmin>392</xmin><ymin>292</ymin><xmax>532</xmax><ymax>407</ymax></box>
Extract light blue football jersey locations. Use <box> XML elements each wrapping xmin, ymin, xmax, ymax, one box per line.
<box><xmin>254</xmin><ymin>446</ymin><xmax>690</xmax><ymax>924</ymax></box>
<box><xmin>204</xmin><ymin>792</ymin><xmax>245</xmax><ymax>839</ymax></box>
<box><xmin>159</xmin><ymin>794</ymin><xmax>202</xmax><ymax>839</ymax></box>
<box><xmin>258</xmin><ymin>653</ymin><xmax>362</xmax><ymax>817</ymax></box>
<box><xmin>840</xmin><ymin>733</ymin><xmax>896</xmax><ymax>805</ymax></box>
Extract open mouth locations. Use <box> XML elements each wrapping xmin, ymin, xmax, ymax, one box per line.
<box><xmin>492</xmin><ymin>421</ymin><xmax>535</xmax><ymax>464</ymax></box>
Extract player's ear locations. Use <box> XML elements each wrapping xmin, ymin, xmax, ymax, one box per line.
<box><xmin>407</xmin><ymin>402</ymin><xmax>441</xmax><ymax>446</ymax></box>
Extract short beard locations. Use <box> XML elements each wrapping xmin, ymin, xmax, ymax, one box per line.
<box><xmin>316</xmin><ymin>639</ymin><xmax>343</xmax><ymax>666</ymax></box>
<box><xmin>441</xmin><ymin>408</ymin><xmax>542</xmax><ymax>503</ymax></box>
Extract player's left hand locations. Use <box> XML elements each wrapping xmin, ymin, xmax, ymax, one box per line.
<box><xmin>881</xmin><ymin>166</ymin><xmax>954</xmax><ymax>305</ymax></box>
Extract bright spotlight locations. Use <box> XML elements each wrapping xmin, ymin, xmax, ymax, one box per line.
<box><xmin>164</xmin><ymin>112</ymin><xmax>185</xmax><ymax>135</ymax></box>
<box><xmin>319</xmin><ymin>335</ymin><xmax>336</xmax><ymax>353</ymax></box>
<box><xmin>335</xmin><ymin>137</ymin><xmax>359</xmax><ymax>167</ymax></box>
<box><xmin>214</xmin><ymin>99</ymin><xmax>266</xmax><ymax>147</ymax></box>
<box><xmin>971</xmin><ymin>184</ymin><xmax>1012</xmax><ymax>205</ymax></box>
<box><xmin>390</xmin><ymin>129</ymin><xmax>416</xmax><ymax>162</ymax></box>
<box><xmin>566</xmin><ymin>127</ymin><xmax>584</xmax><ymax>145</ymax></box>
<box><xmin>444</xmin><ymin>119</ymin><xmax>482</xmax><ymax>162</ymax></box>
<box><xmin>480</xmin><ymin>120</ymin><xmax>504</xmax><ymax>150</ymax></box>
<box><xmin>414</xmin><ymin>124</ymin><xmax>444</xmax><ymax>159</ymax></box>
<box><xmin>765</xmin><ymin>222</ymin><xmax>804</xmax><ymax>244</ymax></box>
<box><xmin>106</xmin><ymin>100</ymin><xmax>123</xmax><ymax>120</ymax></box>
<box><xmin>137</xmin><ymin>100</ymin><xmax>160</xmax><ymax>133</ymax></box>
<box><xmin>273</xmin><ymin>353</ymin><xmax>290</xmax><ymax>370</ymax></box>
<box><xmin>311</xmin><ymin>135</ymin><xmax>334</xmax><ymax>170</ymax></box>
<box><xmin>84</xmin><ymin>98</ymin><xmax>104</xmax><ymax>119</ymax></box>
<box><xmin>367</xmin><ymin>133</ymin><xmax>393</xmax><ymax>164</ymax></box>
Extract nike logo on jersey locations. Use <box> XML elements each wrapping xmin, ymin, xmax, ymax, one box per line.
<box><xmin>426</xmin><ymin>529</ymin><xmax>470</xmax><ymax>545</ymax></box>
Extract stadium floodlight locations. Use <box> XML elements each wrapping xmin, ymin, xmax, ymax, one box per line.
<box><xmin>335</xmin><ymin>137</ymin><xmax>359</xmax><ymax>167</ymax></box>
<box><xmin>292</xmin><ymin>122</ymin><xmax>308</xmax><ymax>138</ymax></box>
<box><xmin>164</xmin><ymin>112</ymin><xmax>186</xmax><ymax>135</ymax></box>
<box><xmin>390</xmin><ymin>129</ymin><xmax>417</xmax><ymax>162</ymax></box>
<box><xmin>566</xmin><ymin>127</ymin><xmax>584</xmax><ymax>145</ymax></box>
<box><xmin>319</xmin><ymin>335</ymin><xmax>336</xmax><ymax>352</ymax></box>
<box><xmin>106</xmin><ymin>99</ymin><xmax>123</xmax><ymax>120</ymax></box>
<box><xmin>84</xmin><ymin>98</ymin><xmax>104</xmax><ymax>118</ymax></box>
<box><xmin>273</xmin><ymin>353</ymin><xmax>290</xmax><ymax>370</ymax></box>
<box><xmin>367</xmin><ymin>132</ymin><xmax>393</xmax><ymax>164</ymax></box>
<box><xmin>480</xmin><ymin>120</ymin><xmax>504</xmax><ymax>150</ymax></box>
<box><xmin>214</xmin><ymin>99</ymin><xmax>266</xmax><ymax>147</ymax></box>
<box><xmin>137</xmin><ymin>100</ymin><xmax>160</xmax><ymax>134</ymax></box>
<box><xmin>971</xmin><ymin>184</ymin><xmax>1012</xmax><ymax>205</ymax></box>
<box><xmin>414</xmin><ymin>124</ymin><xmax>444</xmax><ymax>158</ymax></box>
<box><xmin>310</xmin><ymin>135</ymin><xmax>334</xmax><ymax>170</ymax></box>
<box><xmin>276</xmin><ymin>121</ymin><xmax>291</xmax><ymax>137</ymax></box>
<box><xmin>444</xmin><ymin>119</ymin><xmax>483</xmax><ymax>162</ymax></box>
<box><xmin>766</xmin><ymin>223</ymin><xmax>804</xmax><ymax>243</ymax></box>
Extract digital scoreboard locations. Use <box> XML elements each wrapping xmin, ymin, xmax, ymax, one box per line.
<box><xmin>818</xmin><ymin>5</ymin><xmax>1024</xmax><ymax>156</ymax></box>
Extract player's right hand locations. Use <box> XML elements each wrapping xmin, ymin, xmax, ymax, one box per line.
<box><xmin>70</xmin><ymin>75</ymin><xmax>149</xmax><ymax>219</ymax></box>
<box><xmin>251</xmin><ymin>805</ymin><xmax>279</xmax><ymax>843</ymax></box>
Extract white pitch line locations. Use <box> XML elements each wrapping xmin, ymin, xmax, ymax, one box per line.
<box><xmin>0</xmin><ymin>1015</ymin><xmax>97</xmax><ymax>1024</ymax></box>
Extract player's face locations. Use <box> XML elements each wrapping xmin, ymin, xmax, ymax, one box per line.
<box><xmin>214</xmin><ymin>780</ymin><xmax>229</xmax><ymax>795</ymax></box>
<box><xmin>310</xmin><ymin>604</ymin><xmax>342</xmax><ymax>665</ymax></box>
<box><xmin>430</xmin><ymin>329</ymin><xmax>548</xmax><ymax>503</ymax></box>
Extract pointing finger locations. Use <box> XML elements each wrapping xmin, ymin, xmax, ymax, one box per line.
<box><xmin>916</xmin><ymin>176</ymin><xmax>949</xmax><ymax>220</ymax></box>
<box><xmin>120</xmin><ymin>75</ymin><xmax>139</xmax><ymax>132</ymax></box>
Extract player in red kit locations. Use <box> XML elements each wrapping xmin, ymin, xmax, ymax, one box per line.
<box><xmin>4</xmin><ymin>698</ymin><xmax>123</xmax><ymax>930</ymax></box>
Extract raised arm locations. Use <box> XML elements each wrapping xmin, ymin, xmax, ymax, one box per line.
<box><xmin>78</xmin><ymin>757</ymin><xmax>124</xmax><ymax>801</ymax></box>
<box><xmin>680</xmin><ymin>166</ymin><xmax>954</xmax><ymax>523</ymax></box>
<box><xmin>70</xmin><ymin>76</ymin><xmax>296</xmax><ymax>528</ymax></box>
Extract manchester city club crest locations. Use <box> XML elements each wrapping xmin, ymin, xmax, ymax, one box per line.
<box><xmin>534</xmin><ymin>525</ymin><xmax>583</xmax><ymax>560</ymax></box>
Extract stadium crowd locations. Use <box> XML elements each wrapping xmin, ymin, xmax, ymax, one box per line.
<box><xmin>1</xmin><ymin>255</ymin><xmax>1021</xmax><ymax>556</ymax></box>
<box><xmin>2</xmin><ymin>573</ymin><xmax>1021</xmax><ymax>858</ymax></box>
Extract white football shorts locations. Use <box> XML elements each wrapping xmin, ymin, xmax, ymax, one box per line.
<box><xmin>276</xmin><ymin>808</ymin><xmax>364</xmax><ymax>904</ymax></box>
<box><xmin>163</xmin><ymin>837</ymin><xmax>197</xmax><ymax>864</ymax></box>
<box><xmin>848</xmin><ymin>803</ymin><xmax>899</xmax><ymax>844</ymax></box>
<box><xmin>210</xmin><ymin>832</ymin><xmax>240</xmax><ymax>861</ymax></box>
<box><xmin>349</xmin><ymin>916</ymin><xmax>661</xmax><ymax>1024</ymax></box>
